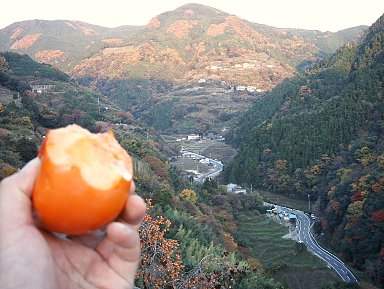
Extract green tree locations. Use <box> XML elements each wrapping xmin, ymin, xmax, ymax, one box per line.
<box><xmin>15</xmin><ymin>137</ymin><xmax>38</xmax><ymax>163</ymax></box>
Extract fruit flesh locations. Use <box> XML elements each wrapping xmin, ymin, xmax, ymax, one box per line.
<box><xmin>32</xmin><ymin>124</ymin><xmax>133</xmax><ymax>235</ymax></box>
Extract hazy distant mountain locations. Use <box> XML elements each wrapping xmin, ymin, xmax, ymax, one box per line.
<box><xmin>0</xmin><ymin>19</ymin><xmax>140</xmax><ymax>69</ymax></box>
<box><xmin>0</xmin><ymin>4</ymin><xmax>366</xmax><ymax>90</ymax></box>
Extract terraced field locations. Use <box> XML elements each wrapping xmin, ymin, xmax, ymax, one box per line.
<box><xmin>236</xmin><ymin>213</ymin><xmax>300</xmax><ymax>266</ymax></box>
<box><xmin>164</xmin><ymin>137</ymin><xmax>236</xmax><ymax>163</ymax></box>
<box><xmin>234</xmin><ymin>212</ymin><xmax>341</xmax><ymax>289</ymax></box>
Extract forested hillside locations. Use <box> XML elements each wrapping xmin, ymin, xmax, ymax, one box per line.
<box><xmin>0</xmin><ymin>4</ymin><xmax>367</xmax><ymax>135</ymax></box>
<box><xmin>0</xmin><ymin>52</ymin><xmax>290</xmax><ymax>288</ymax></box>
<box><xmin>225</xmin><ymin>14</ymin><xmax>384</xmax><ymax>287</ymax></box>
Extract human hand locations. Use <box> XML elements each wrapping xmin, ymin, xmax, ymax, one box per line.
<box><xmin>0</xmin><ymin>158</ymin><xmax>146</xmax><ymax>289</ymax></box>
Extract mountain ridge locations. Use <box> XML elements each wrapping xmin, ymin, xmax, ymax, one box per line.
<box><xmin>0</xmin><ymin>4</ymin><xmax>367</xmax><ymax>88</ymax></box>
<box><xmin>0</xmin><ymin>4</ymin><xmax>370</xmax><ymax>134</ymax></box>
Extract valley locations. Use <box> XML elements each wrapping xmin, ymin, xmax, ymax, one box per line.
<box><xmin>0</xmin><ymin>3</ymin><xmax>383</xmax><ymax>289</ymax></box>
<box><xmin>0</xmin><ymin>4</ymin><xmax>367</xmax><ymax>136</ymax></box>
<box><xmin>165</xmin><ymin>136</ymin><xmax>349</xmax><ymax>288</ymax></box>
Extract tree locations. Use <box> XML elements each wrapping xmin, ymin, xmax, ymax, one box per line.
<box><xmin>137</xmin><ymin>202</ymin><xmax>183</xmax><ymax>288</ymax></box>
<box><xmin>179</xmin><ymin>188</ymin><xmax>197</xmax><ymax>204</ymax></box>
<box><xmin>137</xmin><ymin>200</ymin><xmax>254</xmax><ymax>288</ymax></box>
<box><xmin>15</xmin><ymin>137</ymin><xmax>38</xmax><ymax>163</ymax></box>
<box><xmin>0</xmin><ymin>162</ymin><xmax>18</xmax><ymax>180</ymax></box>
<box><xmin>355</xmin><ymin>147</ymin><xmax>374</xmax><ymax>167</ymax></box>
<box><xmin>346</xmin><ymin>200</ymin><xmax>364</xmax><ymax>222</ymax></box>
<box><xmin>371</xmin><ymin>210</ymin><xmax>384</xmax><ymax>223</ymax></box>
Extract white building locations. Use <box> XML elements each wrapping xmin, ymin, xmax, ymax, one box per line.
<box><xmin>226</xmin><ymin>183</ymin><xmax>247</xmax><ymax>194</ymax></box>
<box><xmin>246</xmin><ymin>86</ymin><xmax>257</xmax><ymax>92</ymax></box>
<box><xmin>187</xmin><ymin>134</ymin><xmax>200</xmax><ymax>141</ymax></box>
<box><xmin>30</xmin><ymin>84</ymin><xmax>54</xmax><ymax>93</ymax></box>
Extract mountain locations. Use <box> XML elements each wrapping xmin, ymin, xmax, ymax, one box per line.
<box><xmin>0</xmin><ymin>4</ymin><xmax>375</xmax><ymax>158</ymax></box>
<box><xmin>0</xmin><ymin>19</ymin><xmax>140</xmax><ymax>70</ymax></box>
<box><xmin>0</xmin><ymin>5</ymin><xmax>366</xmax><ymax>88</ymax></box>
<box><xmin>0</xmin><ymin>4</ymin><xmax>367</xmax><ymax>134</ymax></box>
<box><xmin>225</xmin><ymin>13</ymin><xmax>384</xmax><ymax>287</ymax></box>
<box><xmin>71</xmin><ymin>3</ymin><xmax>366</xmax><ymax>88</ymax></box>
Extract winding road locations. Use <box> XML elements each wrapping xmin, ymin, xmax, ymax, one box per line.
<box><xmin>179</xmin><ymin>147</ymin><xmax>357</xmax><ymax>283</ymax></box>
<box><xmin>181</xmin><ymin>150</ymin><xmax>223</xmax><ymax>182</ymax></box>
<box><xmin>279</xmin><ymin>205</ymin><xmax>358</xmax><ymax>283</ymax></box>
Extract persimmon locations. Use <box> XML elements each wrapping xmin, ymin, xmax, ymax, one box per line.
<box><xmin>32</xmin><ymin>124</ymin><xmax>134</xmax><ymax>235</ymax></box>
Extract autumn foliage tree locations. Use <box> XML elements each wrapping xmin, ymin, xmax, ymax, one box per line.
<box><xmin>137</xmin><ymin>200</ymin><xmax>252</xmax><ymax>288</ymax></box>
<box><xmin>371</xmin><ymin>210</ymin><xmax>384</xmax><ymax>223</ymax></box>
<box><xmin>137</xmin><ymin>201</ymin><xmax>183</xmax><ymax>288</ymax></box>
<box><xmin>179</xmin><ymin>188</ymin><xmax>197</xmax><ymax>204</ymax></box>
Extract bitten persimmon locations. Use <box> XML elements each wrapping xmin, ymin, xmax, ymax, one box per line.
<box><xmin>32</xmin><ymin>124</ymin><xmax>134</xmax><ymax>235</ymax></box>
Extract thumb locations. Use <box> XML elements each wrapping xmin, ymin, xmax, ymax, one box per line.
<box><xmin>0</xmin><ymin>158</ymin><xmax>41</xmax><ymax>232</ymax></box>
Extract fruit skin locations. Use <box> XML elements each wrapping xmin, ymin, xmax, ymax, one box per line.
<box><xmin>32</xmin><ymin>125</ymin><xmax>133</xmax><ymax>235</ymax></box>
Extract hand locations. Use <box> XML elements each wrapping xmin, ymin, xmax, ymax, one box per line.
<box><xmin>0</xmin><ymin>158</ymin><xmax>146</xmax><ymax>289</ymax></box>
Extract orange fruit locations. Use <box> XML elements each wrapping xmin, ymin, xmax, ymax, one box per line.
<box><xmin>32</xmin><ymin>124</ymin><xmax>134</xmax><ymax>235</ymax></box>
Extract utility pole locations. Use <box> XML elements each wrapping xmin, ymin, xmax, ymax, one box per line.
<box><xmin>308</xmin><ymin>194</ymin><xmax>311</xmax><ymax>212</ymax></box>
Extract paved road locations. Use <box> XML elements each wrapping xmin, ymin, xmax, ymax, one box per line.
<box><xmin>198</xmin><ymin>158</ymin><xmax>223</xmax><ymax>181</ymax></box>
<box><xmin>180</xmin><ymin>150</ymin><xmax>223</xmax><ymax>182</ymax></box>
<box><xmin>280</xmin><ymin>206</ymin><xmax>358</xmax><ymax>283</ymax></box>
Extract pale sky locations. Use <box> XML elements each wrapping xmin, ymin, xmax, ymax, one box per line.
<box><xmin>1</xmin><ymin>0</ymin><xmax>383</xmax><ymax>32</ymax></box>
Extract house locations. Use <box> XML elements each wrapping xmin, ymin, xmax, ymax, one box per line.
<box><xmin>226</xmin><ymin>183</ymin><xmax>237</xmax><ymax>192</ymax></box>
<box><xmin>246</xmin><ymin>86</ymin><xmax>257</xmax><ymax>92</ymax></box>
<box><xmin>187</xmin><ymin>134</ymin><xmax>200</xmax><ymax>141</ymax></box>
<box><xmin>226</xmin><ymin>183</ymin><xmax>247</xmax><ymax>194</ymax></box>
<box><xmin>208</xmin><ymin>65</ymin><xmax>223</xmax><ymax>70</ymax></box>
<box><xmin>206</xmin><ymin>132</ymin><xmax>215</xmax><ymax>139</ymax></box>
<box><xmin>30</xmin><ymin>84</ymin><xmax>54</xmax><ymax>93</ymax></box>
<box><xmin>199</xmin><ymin>158</ymin><xmax>210</xmax><ymax>164</ymax></box>
<box><xmin>182</xmin><ymin>152</ymin><xmax>195</xmax><ymax>158</ymax></box>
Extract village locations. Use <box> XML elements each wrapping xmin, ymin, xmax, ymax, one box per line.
<box><xmin>265</xmin><ymin>204</ymin><xmax>300</xmax><ymax>242</ymax></box>
<box><xmin>167</xmin><ymin>132</ymin><xmax>252</xmax><ymax>195</ymax></box>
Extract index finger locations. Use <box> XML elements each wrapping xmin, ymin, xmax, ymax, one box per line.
<box><xmin>0</xmin><ymin>158</ymin><xmax>41</xmax><ymax>231</ymax></box>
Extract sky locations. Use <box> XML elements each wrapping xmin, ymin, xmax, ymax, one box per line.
<box><xmin>1</xmin><ymin>0</ymin><xmax>383</xmax><ymax>32</ymax></box>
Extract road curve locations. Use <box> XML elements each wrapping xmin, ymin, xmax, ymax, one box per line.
<box><xmin>181</xmin><ymin>150</ymin><xmax>223</xmax><ymax>182</ymax></box>
<box><xmin>282</xmin><ymin>206</ymin><xmax>358</xmax><ymax>283</ymax></box>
